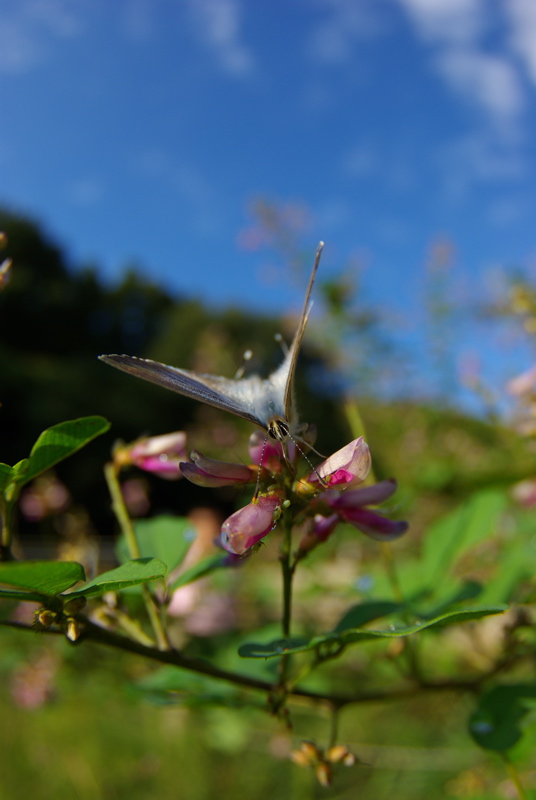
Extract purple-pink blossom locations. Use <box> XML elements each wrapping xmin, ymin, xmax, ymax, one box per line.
<box><xmin>128</xmin><ymin>432</ymin><xmax>188</xmax><ymax>480</ymax></box>
<box><xmin>220</xmin><ymin>494</ymin><xmax>282</xmax><ymax>556</ymax></box>
<box><xmin>309</xmin><ymin>437</ymin><xmax>371</xmax><ymax>489</ymax></box>
<box><xmin>328</xmin><ymin>480</ymin><xmax>408</xmax><ymax>541</ymax></box>
<box><xmin>180</xmin><ymin>450</ymin><xmax>257</xmax><ymax>487</ymax></box>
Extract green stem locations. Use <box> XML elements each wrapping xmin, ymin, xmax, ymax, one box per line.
<box><xmin>327</xmin><ymin>706</ymin><xmax>339</xmax><ymax>749</ymax></box>
<box><xmin>104</xmin><ymin>462</ymin><xmax>169</xmax><ymax>651</ymax></box>
<box><xmin>502</xmin><ymin>754</ymin><xmax>527</xmax><ymax>800</ymax></box>
<box><xmin>280</xmin><ymin>515</ymin><xmax>294</xmax><ymax>639</ymax></box>
<box><xmin>277</xmin><ymin>514</ymin><xmax>296</xmax><ymax>698</ymax></box>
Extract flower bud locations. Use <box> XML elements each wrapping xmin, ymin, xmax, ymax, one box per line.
<box><xmin>309</xmin><ymin>437</ymin><xmax>371</xmax><ymax>489</ymax></box>
<box><xmin>180</xmin><ymin>450</ymin><xmax>257</xmax><ymax>487</ymax></box>
<box><xmin>315</xmin><ymin>762</ymin><xmax>332</xmax><ymax>788</ymax></box>
<box><xmin>128</xmin><ymin>432</ymin><xmax>188</xmax><ymax>480</ymax></box>
<box><xmin>296</xmin><ymin>514</ymin><xmax>339</xmax><ymax>556</ymax></box>
<box><xmin>220</xmin><ymin>494</ymin><xmax>281</xmax><ymax>555</ymax></box>
<box><xmin>62</xmin><ymin>616</ymin><xmax>82</xmax><ymax>642</ymax></box>
<box><xmin>326</xmin><ymin>745</ymin><xmax>356</xmax><ymax>765</ymax></box>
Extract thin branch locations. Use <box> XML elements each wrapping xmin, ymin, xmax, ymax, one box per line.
<box><xmin>1</xmin><ymin>619</ymin><xmax>524</xmax><ymax>709</ymax></box>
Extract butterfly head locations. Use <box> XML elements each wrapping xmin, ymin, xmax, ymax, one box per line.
<box><xmin>267</xmin><ymin>416</ymin><xmax>291</xmax><ymax>442</ymax></box>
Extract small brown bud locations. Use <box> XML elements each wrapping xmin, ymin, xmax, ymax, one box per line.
<box><xmin>315</xmin><ymin>762</ymin><xmax>332</xmax><ymax>788</ymax></box>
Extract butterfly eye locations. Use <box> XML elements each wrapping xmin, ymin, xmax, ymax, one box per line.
<box><xmin>268</xmin><ymin>418</ymin><xmax>290</xmax><ymax>441</ymax></box>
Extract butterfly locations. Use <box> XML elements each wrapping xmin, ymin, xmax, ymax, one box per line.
<box><xmin>99</xmin><ymin>242</ymin><xmax>324</xmax><ymax>443</ymax></box>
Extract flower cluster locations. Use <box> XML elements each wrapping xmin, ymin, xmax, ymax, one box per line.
<box><xmin>118</xmin><ymin>427</ymin><xmax>408</xmax><ymax>558</ymax></box>
<box><xmin>189</xmin><ymin>432</ymin><xmax>406</xmax><ymax>556</ymax></box>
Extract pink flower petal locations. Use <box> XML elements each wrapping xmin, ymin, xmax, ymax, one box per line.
<box><xmin>310</xmin><ymin>437</ymin><xmax>371</xmax><ymax>488</ymax></box>
<box><xmin>220</xmin><ymin>494</ymin><xmax>281</xmax><ymax>555</ymax></box>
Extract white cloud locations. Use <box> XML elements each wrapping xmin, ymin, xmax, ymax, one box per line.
<box><xmin>438</xmin><ymin>131</ymin><xmax>525</xmax><ymax>196</ymax></box>
<box><xmin>437</xmin><ymin>48</ymin><xmax>523</xmax><ymax>123</ymax></box>
<box><xmin>396</xmin><ymin>0</ymin><xmax>484</xmax><ymax>45</ymax></box>
<box><xmin>184</xmin><ymin>0</ymin><xmax>255</xmax><ymax>78</ymax></box>
<box><xmin>395</xmin><ymin>0</ymin><xmax>525</xmax><ymax>131</ymax></box>
<box><xmin>307</xmin><ymin>0</ymin><xmax>387</xmax><ymax>64</ymax></box>
<box><xmin>0</xmin><ymin>0</ymin><xmax>84</xmax><ymax>74</ymax></box>
<box><xmin>506</xmin><ymin>0</ymin><xmax>536</xmax><ymax>86</ymax></box>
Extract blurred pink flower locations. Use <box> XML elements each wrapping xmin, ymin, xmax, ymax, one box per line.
<box><xmin>507</xmin><ymin>365</ymin><xmax>536</xmax><ymax>396</ymax></box>
<box><xmin>129</xmin><ymin>431</ymin><xmax>188</xmax><ymax>479</ymax></box>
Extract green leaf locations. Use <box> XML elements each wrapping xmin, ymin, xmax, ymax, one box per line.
<box><xmin>19</xmin><ymin>416</ymin><xmax>110</xmax><ymax>486</ymax></box>
<box><xmin>470</xmin><ymin>685</ymin><xmax>536</xmax><ymax>752</ymax></box>
<box><xmin>239</xmin><ymin>605</ymin><xmax>508</xmax><ymax>659</ymax></box>
<box><xmin>169</xmin><ymin>553</ymin><xmax>229</xmax><ymax>592</ymax></box>
<box><xmin>0</xmin><ymin>561</ymin><xmax>85</xmax><ymax>595</ymax></box>
<box><xmin>116</xmin><ymin>515</ymin><xmax>196</xmax><ymax>572</ymax></box>
<box><xmin>0</xmin><ymin>463</ymin><xmax>12</xmax><ymax>493</ymax></box>
<box><xmin>134</xmin><ymin>666</ymin><xmax>262</xmax><ymax>709</ymax></box>
<box><xmin>0</xmin><ymin>588</ymin><xmax>49</xmax><ymax>602</ymax></box>
<box><xmin>415</xmin><ymin>580</ymin><xmax>483</xmax><ymax>620</ymax></box>
<box><xmin>422</xmin><ymin>489</ymin><xmax>507</xmax><ymax>590</ymax></box>
<box><xmin>333</xmin><ymin>601</ymin><xmax>403</xmax><ymax>633</ymax></box>
<box><xmin>69</xmin><ymin>558</ymin><xmax>167</xmax><ymax>598</ymax></box>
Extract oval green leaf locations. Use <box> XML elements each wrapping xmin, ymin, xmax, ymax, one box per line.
<box><xmin>21</xmin><ymin>416</ymin><xmax>110</xmax><ymax>486</ymax></box>
<box><xmin>239</xmin><ymin>605</ymin><xmax>508</xmax><ymax>659</ymax></box>
<box><xmin>0</xmin><ymin>560</ymin><xmax>86</xmax><ymax>595</ymax></box>
<box><xmin>69</xmin><ymin>557</ymin><xmax>167</xmax><ymax>598</ymax></box>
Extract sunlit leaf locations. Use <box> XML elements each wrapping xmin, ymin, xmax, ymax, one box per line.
<box><xmin>422</xmin><ymin>489</ymin><xmax>507</xmax><ymax>590</ymax></box>
<box><xmin>0</xmin><ymin>588</ymin><xmax>49</xmax><ymax>602</ymax></box>
<box><xmin>333</xmin><ymin>601</ymin><xmax>403</xmax><ymax>633</ymax></box>
<box><xmin>69</xmin><ymin>558</ymin><xmax>167</xmax><ymax>598</ymax></box>
<box><xmin>0</xmin><ymin>560</ymin><xmax>85</xmax><ymax>595</ymax></box>
<box><xmin>116</xmin><ymin>515</ymin><xmax>196</xmax><ymax>572</ymax></box>
<box><xmin>239</xmin><ymin>605</ymin><xmax>508</xmax><ymax>659</ymax></box>
<box><xmin>168</xmin><ymin>553</ymin><xmax>229</xmax><ymax>592</ymax></box>
<box><xmin>20</xmin><ymin>416</ymin><xmax>110</xmax><ymax>486</ymax></box>
<box><xmin>0</xmin><ymin>463</ymin><xmax>12</xmax><ymax>493</ymax></box>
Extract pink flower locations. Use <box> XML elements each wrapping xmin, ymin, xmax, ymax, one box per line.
<box><xmin>129</xmin><ymin>431</ymin><xmax>188</xmax><ymax>479</ymax></box>
<box><xmin>309</xmin><ymin>437</ymin><xmax>371</xmax><ymax>489</ymax></box>
<box><xmin>296</xmin><ymin>514</ymin><xmax>339</xmax><ymax>556</ymax></box>
<box><xmin>180</xmin><ymin>450</ymin><xmax>257</xmax><ymax>487</ymax></box>
<box><xmin>328</xmin><ymin>480</ymin><xmax>408</xmax><ymax>541</ymax></box>
<box><xmin>220</xmin><ymin>494</ymin><xmax>282</xmax><ymax>555</ymax></box>
<box><xmin>507</xmin><ymin>365</ymin><xmax>536</xmax><ymax>396</ymax></box>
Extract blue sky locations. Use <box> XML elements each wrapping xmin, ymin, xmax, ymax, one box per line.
<box><xmin>2</xmin><ymin>0</ymin><xmax>536</xmax><ymax>396</ymax></box>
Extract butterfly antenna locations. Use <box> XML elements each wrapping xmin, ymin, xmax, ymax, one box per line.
<box><xmin>253</xmin><ymin>432</ymin><xmax>270</xmax><ymax>499</ymax></box>
<box><xmin>234</xmin><ymin>349</ymin><xmax>253</xmax><ymax>380</ymax></box>
<box><xmin>285</xmin><ymin>433</ymin><xmax>328</xmax><ymax>489</ymax></box>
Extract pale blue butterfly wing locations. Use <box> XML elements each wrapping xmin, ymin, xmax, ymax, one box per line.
<box><xmin>99</xmin><ymin>242</ymin><xmax>324</xmax><ymax>440</ymax></box>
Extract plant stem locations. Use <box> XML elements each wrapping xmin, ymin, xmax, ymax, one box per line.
<box><xmin>2</xmin><ymin>618</ymin><xmax>527</xmax><ymax>709</ymax></box>
<box><xmin>104</xmin><ymin>462</ymin><xmax>169</xmax><ymax>651</ymax></box>
<box><xmin>280</xmin><ymin>514</ymin><xmax>295</xmax><ymax>639</ymax></box>
<box><xmin>502</xmin><ymin>754</ymin><xmax>527</xmax><ymax>800</ymax></box>
<box><xmin>277</xmin><ymin>514</ymin><xmax>296</xmax><ymax>697</ymax></box>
